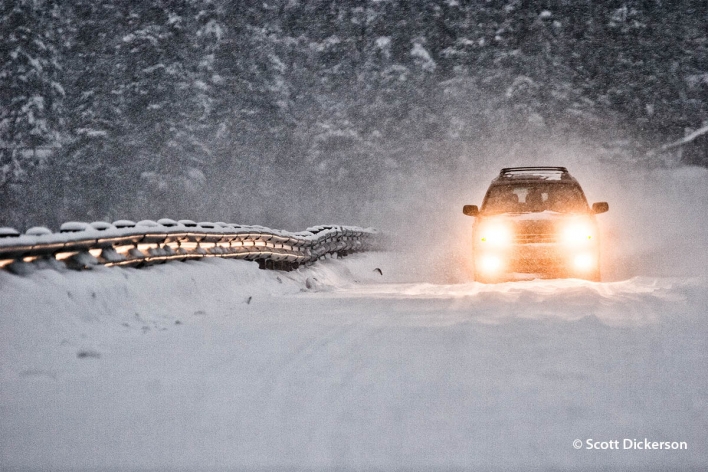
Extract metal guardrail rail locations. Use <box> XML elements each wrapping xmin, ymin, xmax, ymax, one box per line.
<box><xmin>0</xmin><ymin>222</ymin><xmax>379</xmax><ymax>274</ymax></box>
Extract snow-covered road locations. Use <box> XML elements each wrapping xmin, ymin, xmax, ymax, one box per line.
<box><xmin>2</xmin><ymin>254</ymin><xmax>707</xmax><ymax>471</ymax></box>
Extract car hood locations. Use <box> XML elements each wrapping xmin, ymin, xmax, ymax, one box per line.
<box><xmin>477</xmin><ymin>211</ymin><xmax>596</xmax><ymax>237</ymax></box>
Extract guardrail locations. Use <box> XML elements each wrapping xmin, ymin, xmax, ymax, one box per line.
<box><xmin>0</xmin><ymin>221</ymin><xmax>379</xmax><ymax>274</ymax></box>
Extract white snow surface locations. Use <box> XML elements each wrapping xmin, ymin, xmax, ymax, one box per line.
<box><xmin>1</xmin><ymin>253</ymin><xmax>707</xmax><ymax>471</ymax></box>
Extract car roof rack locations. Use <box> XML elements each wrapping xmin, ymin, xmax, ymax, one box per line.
<box><xmin>497</xmin><ymin>166</ymin><xmax>572</xmax><ymax>181</ymax></box>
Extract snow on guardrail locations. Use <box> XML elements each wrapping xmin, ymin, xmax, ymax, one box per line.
<box><xmin>0</xmin><ymin>221</ymin><xmax>380</xmax><ymax>274</ymax></box>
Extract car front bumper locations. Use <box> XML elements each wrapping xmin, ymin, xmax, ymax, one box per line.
<box><xmin>474</xmin><ymin>243</ymin><xmax>600</xmax><ymax>279</ymax></box>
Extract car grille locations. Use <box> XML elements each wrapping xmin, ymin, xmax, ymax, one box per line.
<box><xmin>514</xmin><ymin>233</ymin><xmax>557</xmax><ymax>243</ymax></box>
<box><xmin>513</xmin><ymin>220</ymin><xmax>557</xmax><ymax>244</ymax></box>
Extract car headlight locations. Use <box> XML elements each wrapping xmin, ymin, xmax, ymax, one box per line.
<box><xmin>573</xmin><ymin>253</ymin><xmax>596</xmax><ymax>271</ymax></box>
<box><xmin>561</xmin><ymin>219</ymin><xmax>596</xmax><ymax>245</ymax></box>
<box><xmin>478</xmin><ymin>222</ymin><xmax>512</xmax><ymax>246</ymax></box>
<box><xmin>479</xmin><ymin>254</ymin><xmax>503</xmax><ymax>272</ymax></box>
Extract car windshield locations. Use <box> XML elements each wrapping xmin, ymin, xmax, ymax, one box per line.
<box><xmin>482</xmin><ymin>183</ymin><xmax>588</xmax><ymax>214</ymax></box>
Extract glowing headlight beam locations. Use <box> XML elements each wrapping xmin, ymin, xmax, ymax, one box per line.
<box><xmin>479</xmin><ymin>223</ymin><xmax>512</xmax><ymax>246</ymax></box>
<box><xmin>561</xmin><ymin>221</ymin><xmax>595</xmax><ymax>245</ymax></box>
<box><xmin>479</xmin><ymin>255</ymin><xmax>502</xmax><ymax>273</ymax></box>
<box><xmin>573</xmin><ymin>254</ymin><xmax>595</xmax><ymax>271</ymax></box>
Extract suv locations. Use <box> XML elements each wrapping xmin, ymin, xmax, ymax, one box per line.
<box><xmin>462</xmin><ymin>166</ymin><xmax>608</xmax><ymax>282</ymax></box>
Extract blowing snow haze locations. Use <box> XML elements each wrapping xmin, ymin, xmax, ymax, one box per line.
<box><xmin>1</xmin><ymin>0</ymin><xmax>707</xmax><ymax>232</ymax></box>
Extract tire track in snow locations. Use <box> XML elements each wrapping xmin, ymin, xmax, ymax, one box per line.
<box><xmin>256</xmin><ymin>320</ymin><xmax>357</xmax><ymax>405</ymax></box>
<box><xmin>242</xmin><ymin>320</ymin><xmax>367</xmax><ymax>462</ymax></box>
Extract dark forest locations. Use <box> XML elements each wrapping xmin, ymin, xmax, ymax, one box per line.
<box><xmin>1</xmin><ymin>0</ymin><xmax>706</xmax><ymax>229</ymax></box>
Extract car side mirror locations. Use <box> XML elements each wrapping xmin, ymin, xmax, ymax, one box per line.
<box><xmin>592</xmin><ymin>202</ymin><xmax>609</xmax><ymax>214</ymax></box>
<box><xmin>463</xmin><ymin>205</ymin><xmax>479</xmax><ymax>217</ymax></box>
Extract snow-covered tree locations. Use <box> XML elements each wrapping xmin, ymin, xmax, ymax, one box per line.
<box><xmin>0</xmin><ymin>0</ymin><xmax>65</xmax><ymax>188</ymax></box>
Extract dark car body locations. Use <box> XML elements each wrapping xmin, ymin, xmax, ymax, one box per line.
<box><xmin>463</xmin><ymin>167</ymin><xmax>609</xmax><ymax>282</ymax></box>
